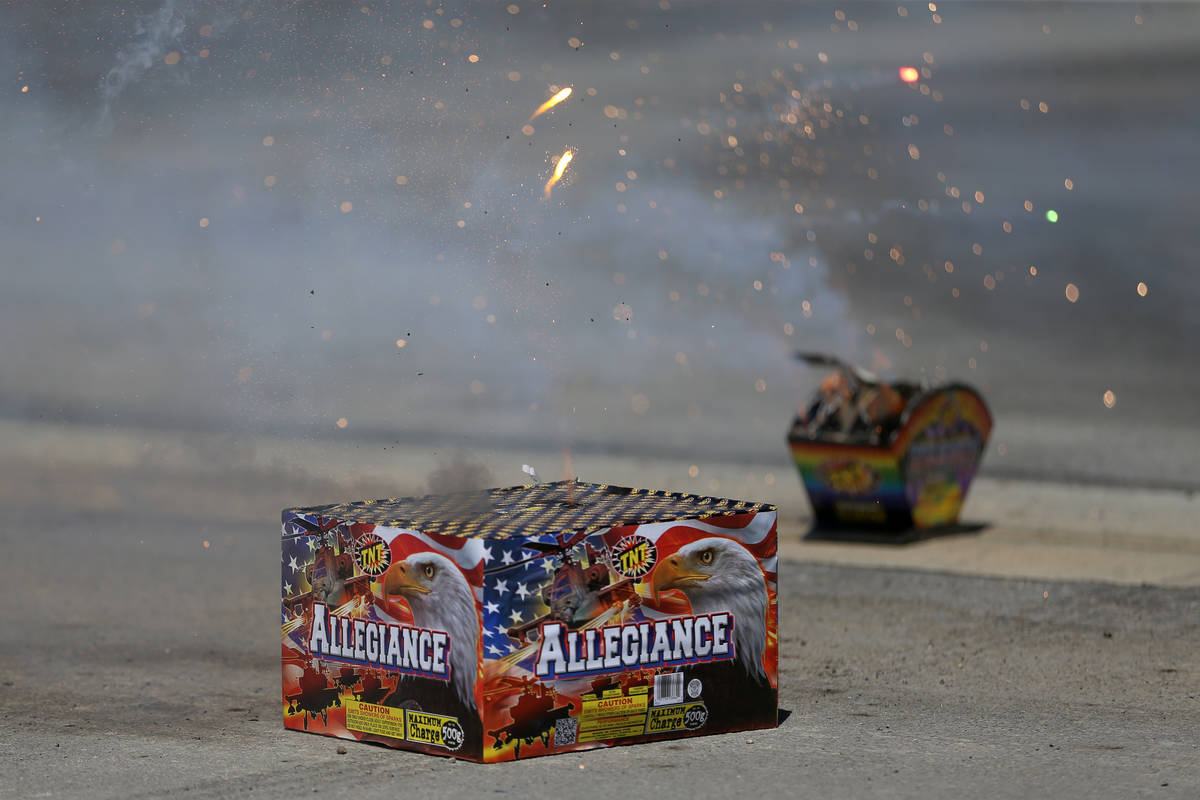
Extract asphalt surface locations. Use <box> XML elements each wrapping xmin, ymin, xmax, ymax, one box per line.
<box><xmin>3</xmin><ymin>500</ymin><xmax>1197</xmax><ymax>799</ymax></box>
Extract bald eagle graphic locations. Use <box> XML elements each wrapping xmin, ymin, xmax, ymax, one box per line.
<box><xmin>651</xmin><ymin>536</ymin><xmax>776</xmax><ymax>726</ymax></box>
<box><xmin>381</xmin><ymin>552</ymin><xmax>482</xmax><ymax>744</ymax></box>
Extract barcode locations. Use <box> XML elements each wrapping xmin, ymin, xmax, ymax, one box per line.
<box><xmin>554</xmin><ymin>717</ymin><xmax>578</xmax><ymax>746</ymax></box>
<box><xmin>654</xmin><ymin>671</ymin><xmax>684</xmax><ymax>705</ymax></box>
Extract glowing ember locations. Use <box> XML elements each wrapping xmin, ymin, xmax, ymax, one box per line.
<box><xmin>530</xmin><ymin>87</ymin><xmax>572</xmax><ymax>120</ymax></box>
<box><xmin>543</xmin><ymin>149</ymin><xmax>574</xmax><ymax>198</ymax></box>
<box><xmin>899</xmin><ymin>66</ymin><xmax>920</xmax><ymax>83</ymax></box>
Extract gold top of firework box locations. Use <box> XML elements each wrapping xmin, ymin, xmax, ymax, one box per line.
<box><xmin>284</xmin><ymin>480</ymin><xmax>775</xmax><ymax>540</ymax></box>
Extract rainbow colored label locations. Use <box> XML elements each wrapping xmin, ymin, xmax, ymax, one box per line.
<box><xmin>789</xmin><ymin>385</ymin><xmax>992</xmax><ymax>530</ymax></box>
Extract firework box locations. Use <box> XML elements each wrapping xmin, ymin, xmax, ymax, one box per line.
<box><xmin>281</xmin><ymin>481</ymin><xmax>778</xmax><ymax>761</ymax></box>
<box><xmin>788</xmin><ymin>384</ymin><xmax>992</xmax><ymax>531</ymax></box>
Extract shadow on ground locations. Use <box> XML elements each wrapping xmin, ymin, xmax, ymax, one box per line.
<box><xmin>803</xmin><ymin>521</ymin><xmax>990</xmax><ymax>546</ymax></box>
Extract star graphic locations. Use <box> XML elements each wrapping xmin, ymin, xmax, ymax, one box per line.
<box><xmin>542</xmin><ymin>558</ymin><xmax>555</xmax><ymax>573</ymax></box>
<box><xmin>500</xmin><ymin>550</ymin><xmax>515</xmax><ymax>566</ymax></box>
<box><xmin>481</xmin><ymin>543</ymin><xmax>493</xmax><ymax>564</ymax></box>
<box><xmin>287</xmin><ymin>555</ymin><xmax>300</xmax><ymax>573</ymax></box>
<box><xmin>515</xmin><ymin>582</ymin><xmax>531</xmax><ymax>601</ymax></box>
<box><xmin>487</xmin><ymin>644</ymin><xmax>503</xmax><ymax>656</ymax></box>
<box><xmin>493</xmin><ymin>579</ymin><xmax>509</xmax><ymax>596</ymax></box>
<box><xmin>283</xmin><ymin>581</ymin><xmax>292</xmax><ymax>595</ymax></box>
<box><xmin>484</xmin><ymin>600</ymin><xmax>501</xmax><ymax>615</ymax></box>
<box><xmin>306</xmin><ymin>538</ymin><xmax>317</xmax><ymax>551</ymax></box>
<box><xmin>509</xmin><ymin>609</ymin><xmax>524</xmax><ymax>625</ymax></box>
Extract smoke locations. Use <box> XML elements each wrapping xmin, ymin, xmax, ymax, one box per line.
<box><xmin>98</xmin><ymin>0</ymin><xmax>188</xmax><ymax>130</ymax></box>
<box><xmin>5</xmin><ymin>0</ymin><xmax>1199</xmax><ymax>489</ymax></box>
<box><xmin>426</xmin><ymin>453</ymin><xmax>494</xmax><ymax>496</ymax></box>
<box><xmin>97</xmin><ymin>0</ymin><xmax>253</xmax><ymax>132</ymax></box>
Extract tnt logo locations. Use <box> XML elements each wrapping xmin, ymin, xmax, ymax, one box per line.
<box><xmin>611</xmin><ymin>534</ymin><xmax>657</xmax><ymax>578</ymax></box>
<box><xmin>355</xmin><ymin>532</ymin><xmax>391</xmax><ymax>576</ymax></box>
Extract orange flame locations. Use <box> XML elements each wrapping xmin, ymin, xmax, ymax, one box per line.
<box><xmin>543</xmin><ymin>149</ymin><xmax>574</xmax><ymax>199</ymax></box>
<box><xmin>529</xmin><ymin>87</ymin><xmax>572</xmax><ymax>120</ymax></box>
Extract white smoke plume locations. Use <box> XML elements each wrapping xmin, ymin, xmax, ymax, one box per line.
<box><xmin>98</xmin><ymin>0</ymin><xmax>188</xmax><ymax>130</ymax></box>
<box><xmin>98</xmin><ymin>0</ymin><xmax>251</xmax><ymax>132</ymax></box>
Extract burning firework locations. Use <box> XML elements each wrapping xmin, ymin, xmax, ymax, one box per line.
<box><xmin>543</xmin><ymin>149</ymin><xmax>574</xmax><ymax>199</ymax></box>
<box><xmin>529</xmin><ymin>86</ymin><xmax>572</xmax><ymax>120</ymax></box>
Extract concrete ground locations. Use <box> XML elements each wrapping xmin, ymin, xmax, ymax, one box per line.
<box><xmin>1</xmin><ymin>424</ymin><xmax>1198</xmax><ymax>798</ymax></box>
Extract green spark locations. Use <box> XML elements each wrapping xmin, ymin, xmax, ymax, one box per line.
<box><xmin>1045</xmin><ymin>209</ymin><xmax>1059</xmax><ymax>223</ymax></box>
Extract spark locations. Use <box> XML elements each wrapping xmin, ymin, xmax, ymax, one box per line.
<box><xmin>1045</xmin><ymin>209</ymin><xmax>1059</xmax><ymax>223</ymax></box>
<box><xmin>529</xmin><ymin>87</ymin><xmax>572</xmax><ymax>120</ymax></box>
<box><xmin>899</xmin><ymin>66</ymin><xmax>920</xmax><ymax>83</ymax></box>
<box><xmin>543</xmin><ymin>149</ymin><xmax>574</xmax><ymax>199</ymax></box>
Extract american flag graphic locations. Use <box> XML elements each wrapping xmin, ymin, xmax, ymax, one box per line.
<box><xmin>371</xmin><ymin>527</ymin><xmax>486</xmax><ymax>620</ymax></box>
<box><xmin>480</xmin><ymin>533</ymin><xmax>566</xmax><ymax>660</ymax></box>
<box><xmin>480</xmin><ymin>511</ymin><xmax>777</xmax><ymax>672</ymax></box>
<box><xmin>281</xmin><ymin>510</ymin><xmax>776</xmax><ymax>683</ymax></box>
<box><xmin>280</xmin><ymin>518</ymin><xmax>487</xmax><ymax>650</ymax></box>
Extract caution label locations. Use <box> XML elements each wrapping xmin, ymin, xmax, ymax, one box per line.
<box><xmin>345</xmin><ymin>700</ymin><xmax>406</xmax><ymax>740</ymax></box>
<box><xmin>645</xmin><ymin>702</ymin><xmax>708</xmax><ymax>734</ymax></box>
<box><xmin>344</xmin><ymin>701</ymin><xmax>464</xmax><ymax>751</ymax></box>
<box><xmin>406</xmin><ymin>710</ymin><xmax>465</xmax><ymax>751</ymax></box>
<box><xmin>578</xmin><ymin>692</ymin><xmax>649</xmax><ymax>743</ymax></box>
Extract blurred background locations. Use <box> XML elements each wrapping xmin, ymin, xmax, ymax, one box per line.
<box><xmin>3</xmin><ymin>1</ymin><xmax>1199</xmax><ymax>519</ymax></box>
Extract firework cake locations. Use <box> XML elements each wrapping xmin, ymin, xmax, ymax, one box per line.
<box><xmin>281</xmin><ymin>480</ymin><xmax>778</xmax><ymax>761</ymax></box>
